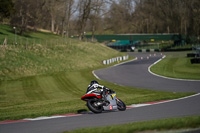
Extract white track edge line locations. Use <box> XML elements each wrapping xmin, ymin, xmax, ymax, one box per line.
<box><xmin>127</xmin><ymin>93</ymin><xmax>200</xmax><ymax>108</ymax></box>
<box><xmin>24</xmin><ymin>116</ymin><xmax>66</xmax><ymax>121</ymax></box>
<box><xmin>149</xmin><ymin>93</ymin><xmax>200</xmax><ymax>105</ymax></box>
<box><xmin>23</xmin><ymin>114</ymin><xmax>82</xmax><ymax>121</ymax></box>
<box><xmin>92</xmin><ymin>70</ymin><xmax>101</xmax><ymax>80</ymax></box>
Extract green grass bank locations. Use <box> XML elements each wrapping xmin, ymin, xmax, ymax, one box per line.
<box><xmin>150</xmin><ymin>52</ymin><xmax>200</xmax><ymax>80</ymax></box>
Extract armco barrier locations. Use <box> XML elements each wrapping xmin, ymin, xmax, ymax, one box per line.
<box><xmin>103</xmin><ymin>55</ymin><xmax>129</xmax><ymax>65</ymax></box>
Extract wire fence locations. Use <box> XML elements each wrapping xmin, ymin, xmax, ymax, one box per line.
<box><xmin>0</xmin><ymin>37</ymin><xmax>72</xmax><ymax>50</ymax></box>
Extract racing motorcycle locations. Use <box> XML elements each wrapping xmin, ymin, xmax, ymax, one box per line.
<box><xmin>81</xmin><ymin>89</ymin><xmax>126</xmax><ymax>113</ymax></box>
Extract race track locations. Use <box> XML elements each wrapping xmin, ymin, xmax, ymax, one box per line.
<box><xmin>95</xmin><ymin>53</ymin><xmax>200</xmax><ymax>93</ymax></box>
<box><xmin>0</xmin><ymin>52</ymin><xmax>200</xmax><ymax>133</ymax></box>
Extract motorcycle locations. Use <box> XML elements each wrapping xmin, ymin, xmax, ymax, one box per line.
<box><xmin>81</xmin><ymin>89</ymin><xmax>126</xmax><ymax>113</ymax></box>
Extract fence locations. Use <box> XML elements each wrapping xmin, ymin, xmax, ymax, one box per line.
<box><xmin>1</xmin><ymin>37</ymin><xmax>72</xmax><ymax>50</ymax></box>
<box><xmin>85</xmin><ymin>34</ymin><xmax>181</xmax><ymax>42</ymax></box>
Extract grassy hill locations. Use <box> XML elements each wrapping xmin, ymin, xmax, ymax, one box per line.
<box><xmin>0</xmin><ymin>25</ymin><xmax>191</xmax><ymax>121</ymax></box>
<box><xmin>0</xmin><ymin>24</ymin><xmax>123</xmax><ymax>80</ymax></box>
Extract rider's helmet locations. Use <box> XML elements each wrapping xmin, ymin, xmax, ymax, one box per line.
<box><xmin>86</xmin><ymin>80</ymin><xmax>99</xmax><ymax>93</ymax></box>
<box><xmin>90</xmin><ymin>80</ymin><xmax>99</xmax><ymax>86</ymax></box>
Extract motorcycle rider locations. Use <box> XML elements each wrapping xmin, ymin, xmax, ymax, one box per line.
<box><xmin>86</xmin><ymin>80</ymin><xmax>111</xmax><ymax>105</ymax></box>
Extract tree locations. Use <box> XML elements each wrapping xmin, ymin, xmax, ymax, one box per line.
<box><xmin>105</xmin><ymin>0</ymin><xmax>133</xmax><ymax>34</ymax></box>
<box><xmin>44</xmin><ymin>0</ymin><xmax>58</xmax><ymax>33</ymax></box>
<box><xmin>77</xmin><ymin>0</ymin><xmax>92</xmax><ymax>40</ymax></box>
<box><xmin>11</xmin><ymin>0</ymin><xmax>33</xmax><ymax>35</ymax></box>
<box><xmin>89</xmin><ymin>0</ymin><xmax>109</xmax><ymax>41</ymax></box>
<box><xmin>10</xmin><ymin>0</ymin><xmax>47</xmax><ymax>35</ymax></box>
<box><xmin>65</xmin><ymin>0</ymin><xmax>76</xmax><ymax>37</ymax></box>
<box><xmin>0</xmin><ymin>0</ymin><xmax>14</xmax><ymax>22</ymax></box>
<box><xmin>4</xmin><ymin>0</ymin><xmax>200</xmax><ymax>39</ymax></box>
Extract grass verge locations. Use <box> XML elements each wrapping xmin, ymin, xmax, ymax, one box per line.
<box><xmin>150</xmin><ymin>52</ymin><xmax>200</xmax><ymax>80</ymax></box>
<box><xmin>64</xmin><ymin>116</ymin><xmax>200</xmax><ymax>133</ymax></box>
<box><xmin>0</xmin><ymin>68</ymin><xmax>193</xmax><ymax>121</ymax></box>
<box><xmin>0</xmin><ymin>25</ymin><xmax>194</xmax><ymax>121</ymax></box>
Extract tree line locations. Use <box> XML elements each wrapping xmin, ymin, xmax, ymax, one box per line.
<box><xmin>0</xmin><ymin>0</ymin><xmax>200</xmax><ymax>40</ymax></box>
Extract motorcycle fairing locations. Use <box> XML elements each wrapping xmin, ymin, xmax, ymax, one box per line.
<box><xmin>103</xmin><ymin>93</ymin><xmax>118</xmax><ymax>111</ymax></box>
<box><xmin>81</xmin><ymin>93</ymin><xmax>102</xmax><ymax>101</ymax></box>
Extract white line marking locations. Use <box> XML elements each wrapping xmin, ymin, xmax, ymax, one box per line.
<box><xmin>23</xmin><ymin>114</ymin><xmax>82</xmax><ymax>121</ymax></box>
<box><xmin>148</xmin><ymin>55</ymin><xmax>200</xmax><ymax>82</ymax></box>
<box><xmin>24</xmin><ymin>116</ymin><xmax>66</xmax><ymax>121</ymax></box>
<box><xmin>148</xmin><ymin>93</ymin><xmax>200</xmax><ymax>106</ymax></box>
<box><xmin>164</xmin><ymin>93</ymin><xmax>200</xmax><ymax>102</ymax></box>
<box><xmin>127</xmin><ymin>93</ymin><xmax>200</xmax><ymax>109</ymax></box>
<box><xmin>128</xmin><ymin>104</ymin><xmax>150</xmax><ymax>108</ymax></box>
<box><xmin>92</xmin><ymin>70</ymin><xmax>100</xmax><ymax>80</ymax></box>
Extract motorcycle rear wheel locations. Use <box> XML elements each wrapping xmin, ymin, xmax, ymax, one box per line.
<box><xmin>87</xmin><ymin>99</ymin><xmax>103</xmax><ymax>113</ymax></box>
<box><xmin>116</xmin><ymin>98</ymin><xmax>126</xmax><ymax>111</ymax></box>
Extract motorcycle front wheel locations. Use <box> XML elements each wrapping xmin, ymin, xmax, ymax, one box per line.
<box><xmin>87</xmin><ymin>99</ymin><xmax>103</xmax><ymax>113</ymax></box>
<box><xmin>116</xmin><ymin>98</ymin><xmax>126</xmax><ymax>111</ymax></box>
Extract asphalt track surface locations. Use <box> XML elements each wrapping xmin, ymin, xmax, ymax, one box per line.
<box><xmin>0</xmin><ymin>52</ymin><xmax>200</xmax><ymax>133</ymax></box>
<box><xmin>95</xmin><ymin>53</ymin><xmax>200</xmax><ymax>93</ymax></box>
